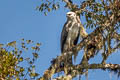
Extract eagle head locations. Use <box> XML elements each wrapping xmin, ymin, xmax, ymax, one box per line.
<box><xmin>66</xmin><ymin>12</ymin><xmax>76</xmax><ymax>20</ymax></box>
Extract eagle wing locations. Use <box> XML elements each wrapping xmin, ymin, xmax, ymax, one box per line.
<box><xmin>61</xmin><ymin>21</ymin><xmax>80</xmax><ymax>53</ymax></box>
<box><xmin>61</xmin><ymin>22</ymin><xmax>68</xmax><ymax>53</ymax></box>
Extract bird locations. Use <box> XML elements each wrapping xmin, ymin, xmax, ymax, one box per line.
<box><xmin>60</xmin><ymin>11</ymin><xmax>80</xmax><ymax>64</ymax></box>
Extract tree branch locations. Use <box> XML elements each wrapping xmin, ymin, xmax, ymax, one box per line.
<box><xmin>52</xmin><ymin>63</ymin><xmax>120</xmax><ymax>80</ymax></box>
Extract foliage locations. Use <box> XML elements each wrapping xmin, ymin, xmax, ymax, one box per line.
<box><xmin>36</xmin><ymin>0</ymin><xmax>61</xmax><ymax>15</ymax></box>
<box><xmin>0</xmin><ymin>39</ymin><xmax>41</xmax><ymax>80</ymax></box>
<box><xmin>37</xmin><ymin>0</ymin><xmax>120</xmax><ymax>80</ymax></box>
<box><xmin>1</xmin><ymin>0</ymin><xmax>120</xmax><ymax>80</ymax></box>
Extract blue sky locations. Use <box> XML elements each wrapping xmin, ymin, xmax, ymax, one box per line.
<box><xmin>0</xmin><ymin>0</ymin><xmax>120</xmax><ymax>80</ymax></box>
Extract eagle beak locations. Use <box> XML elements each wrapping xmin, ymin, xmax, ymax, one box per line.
<box><xmin>66</xmin><ymin>14</ymin><xmax>71</xmax><ymax>17</ymax></box>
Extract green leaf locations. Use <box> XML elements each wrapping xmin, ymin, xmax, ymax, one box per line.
<box><xmin>20</xmin><ymin>67</ymin><xmax>24</xmax><ymax>72</ymax></box>
<box><xmin>30</xmin><ymin>73</ymin><xmax>39</xmax><ymax>77</ymax></box>
<box><xmin>47</xmin><ymin>8</ymin><xmax>51</xmax><ymax>12</ymax></box>
<box><xmin>0</xmin><ymin>43</ymin><xmax>4</xmax><ymax>48</ymax></box>
<box><xmin>26</xmin><ymin>40</ymin><xmax>33</xmax><ymax>44</ymax></box>
<box><xmin>16</xmin><ymin>78</ymin><xmax>20</xmax><ymax>80</ymax></box>
<box><xmin>44</xmin><ymin>12</ymin><xmax>47</xmax><ymax>16</ymax></box>
<box><xmin>7</xmin><ymin>41</ymin><xmax>16</xmax><ymax>47</ymax></box>
<box><xmin>21</xmin><ymin>38</ymin><xmax>24</xmax><ymax>41</ymax></box>
<box><xmin>19</xmin><ymin>57</ymin><xmax>23</xmax><ymax>62</ymax></box>
<box><xmin>36</xmin><ymin>43</ymin><xmax>41</xmax><ymax>47</ymax></box>
<box><xmin>33</xmin><ymin>53</ymin><xmax>39</xmax><ymax>59</ymax></box>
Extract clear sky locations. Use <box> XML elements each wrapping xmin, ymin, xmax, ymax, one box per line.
<box><xmin>0</xmin><ymin>0</ymin><xmax>120</xmax><ymax>80</ymax></box>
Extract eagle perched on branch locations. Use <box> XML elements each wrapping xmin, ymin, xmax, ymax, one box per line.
<box><xmin>61</xmin><ymin>12</ymin><xmax>88</xmax><ymax>64</ymax></box>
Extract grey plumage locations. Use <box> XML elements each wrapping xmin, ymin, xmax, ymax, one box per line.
<box><xmin>61</xmin><ymin>12</ymin><xmax>80</xmax><ymax>64</ymax></box>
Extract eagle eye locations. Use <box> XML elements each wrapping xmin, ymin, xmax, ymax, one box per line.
<box><xmin>68</xmin><ymin>14</ymin><xmax>71</xmax><ymax>16</ymax></box>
